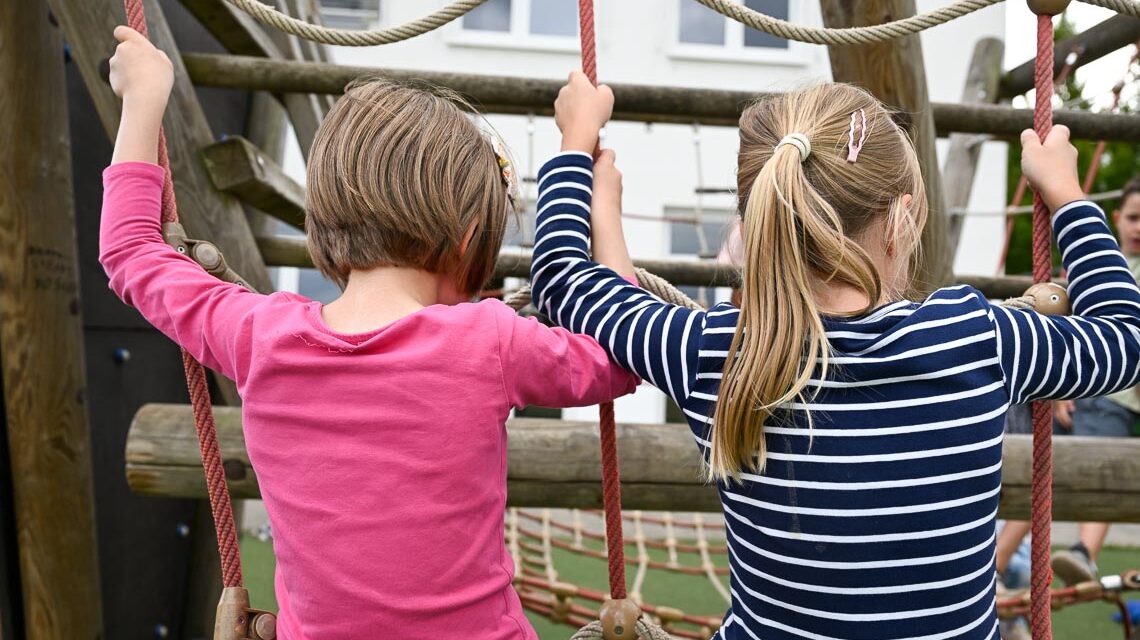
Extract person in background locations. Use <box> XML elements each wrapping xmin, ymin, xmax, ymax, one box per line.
<box><xmin>1050</xmin><ymin>177</ymin><xmax>1140</xmax><ymax>586</ymax></box>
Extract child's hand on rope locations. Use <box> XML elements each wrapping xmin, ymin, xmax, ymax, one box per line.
<box><xmin>109</xmin><ymin>26</ymin><xmax>174</xmax><ymax>165</ymax></box>
<box><xmin>555</xmin><ymin>70</ymin><xmax>614</xmax><ymax>154</ymax></box>
<box><xmin>1020</xmin><ymin>125</ymin><xmax>1084</xmax><ymax>211</ymax></box>
<box><xmin>109</xmin><ymin>26</ymin><xmax>174</xmax><ymax>107</ymax></box>
<box><xmin>590</xmin><ymin>149</ymin><xmax>636</xmax><ymax>280</ymax></box>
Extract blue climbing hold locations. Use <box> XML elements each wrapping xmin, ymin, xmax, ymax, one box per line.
<box><xmin>1111</xmin><ymin>599</ymin><xmax>1140</xmax><ymax>625</ymax></box>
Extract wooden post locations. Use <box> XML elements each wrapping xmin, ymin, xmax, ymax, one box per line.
<box><xmin>203</xmin><ymin>137</ymin><xmax>306</xmax><ymax>229</ymax></box>
<box><xmin>820</xmin><ymin>0</ymin><xmax>949</xmax><ymax>292</ymax></box>
<box><xmin>125</xmin><ymin>404</ymin><xmax>1140</xmax><ymax>522</ymax></box>
<box><xmin>945</xmin><ymin>38</ymin><xmax>1005</xmax><ymax>250</ymax></box>
<box><xmin>0</xmin><ymin>1</ymin><xmax>104</xmax><ymax>636</ymax></box>
<box><xmin>44</xmin><ymin>0</ymin><xmax>273</xmax><ymax>293</ymax></box>
<box><xmin>178</xmin><ymin>53</ymin><xmax>1140</xmax><ymax>142</ymax></box>
<box><xmin>177</xmin><ymin>0</ymin><xmax>331</xmax><ymax>158</ymax></box>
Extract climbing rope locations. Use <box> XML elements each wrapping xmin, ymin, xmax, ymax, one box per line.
<box><xmin>1029</xmin><ymin>8</ymin><xmax>1060</xmax><ymax>639</ymax></box>
<box><xmin>122</xmin><ymin>0</ymin><xmax>243</xmax><ymax>591</ymax></box>
<box><xmin>221</xmin><ymin>0</ymin><xmax>488</xmax><ymax>47</ymax></box>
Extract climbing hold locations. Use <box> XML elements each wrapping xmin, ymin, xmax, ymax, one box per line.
<box><xmin>1024</xmin><ymin>282</ymin><xmax>1069</xmax><ymax>315</ymax></box>
<box><xmin>1026</xmin><ymin>0</ymin><xmax>1072</xmax><ymax>16</ymax></box>
<box><xmin>599</xmin><ymin>598</ymin><xmax>641</xmax><ymax>640</ymax></box>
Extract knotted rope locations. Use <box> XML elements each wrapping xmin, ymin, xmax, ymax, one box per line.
<box><xmin>123</xmin><ymin>0</ymin><xmax>243</xmax><ymax>590</ymax></box>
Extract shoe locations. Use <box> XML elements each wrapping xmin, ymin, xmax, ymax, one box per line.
<box><xmin>999</xmin><ymin>617</ymin><xmax>1032</xmax><ymax>640</ymax></box>
<box><xmin>1051</xmin><ymin>547</ymin><xmax>1098</xmax><ymax>585</ymax></box>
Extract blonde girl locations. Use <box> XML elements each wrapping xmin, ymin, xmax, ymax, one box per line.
<box><xmin>531</xmin><ymin>74</ymin><xmax>1140</xmax><ymax>639</ymax></box>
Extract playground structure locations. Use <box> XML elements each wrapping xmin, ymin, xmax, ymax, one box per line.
<box><xmin>6</xmin><ymin>0</ymin><xmax>1140</xmax><ymax>638</ymax></box>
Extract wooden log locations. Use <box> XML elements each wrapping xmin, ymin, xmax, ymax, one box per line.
<box><xmin>255</xmin><ymin>233</ymin><xmax>1040</xmax><ymax>299</ymax></box>
<box><xmin>126</xmin><ymin>404</ymin><xmax>1140</xmax><ymax>521</ymax></box>
<box><xmin>0</xmin><ymin>1</ymin><xmax>104</xmax><ymax>636</ymax></box>
<box><xmin>180</xmin><ymin>53</ymin><xmax>1140</xmax><ymax>142</ymax></box>
<box><xmin>945</xmin><ymin>38</ymin><xmax>1005</xmax><ymax>250</ymax></box>
<box><xmin>821</xmin><ymin>0</ymin><xmax>948</xmax><ymax>292</ymax></box>
<box><xmin>1001</xmin><ymin>14</ymin><xmax>1140</xmax><ymax>99</ymax></box>
<box><xmin>45</xmin><ymin>0</ymin><xmax>273</xmax><ymax>293</ymax></box>
<box><xmin>202</xmin><ymin>136</ymin><xmax>305</xmax><ymax>229</ymax></box>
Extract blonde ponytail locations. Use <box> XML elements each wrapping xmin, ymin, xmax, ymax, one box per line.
<box><xmin>708</xmin><ymin>84</ymin><xmax>926</xmax><ymax>482</ymax></box>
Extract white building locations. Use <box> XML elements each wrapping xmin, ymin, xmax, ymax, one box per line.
<box><xmin>278</xmin><ymin>0</ymin><xmax>1011</xmax><ymax>426</ymax></box>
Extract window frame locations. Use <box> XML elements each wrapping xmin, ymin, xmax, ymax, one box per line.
<box><xmin>669</xmin><ymin>0</ymin><xmax>811</xmax><ymax>66</ymax></box>
<box><xmin>319</xmin><ymin>0</ymin><xmax>381</xmax><ymax>30</ymax></box>
<box><xmin>662</xmin><ymin>205</ymin><xmax>736</xmax><ymax>307</ymax></box>
<box><xmin>447</xmin><ymin>0</ymin><xmax>581</xmax><ymax>54</ymax></box>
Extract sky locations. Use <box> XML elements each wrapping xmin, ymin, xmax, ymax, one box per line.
<box><xmin>1004</xmin><ymin>3</ymin><xmax>1137</xmax><ymax>110</ymax></box>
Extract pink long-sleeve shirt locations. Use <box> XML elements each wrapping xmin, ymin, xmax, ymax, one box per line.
<box><xmin>101</xmin><ymin>162</ymin><xmax>638</xmax><ymax>639</ymax></box>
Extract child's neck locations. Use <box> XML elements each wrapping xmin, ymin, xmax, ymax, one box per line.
<box><xmin>320</xmin><ymin>266</ymin><xmax>462</xmax><ymax>334</ymax></box>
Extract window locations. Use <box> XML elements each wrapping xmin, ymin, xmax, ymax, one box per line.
<box><xmin>666</xmin><ymin>208</ymin><xmax>735</xmax><ymax>306</ymax></box>
<box><xmin>457</xmin><ymin>0</ymin><xmax>579</xmax><ymax>48</ymax></box>
<box><xmin>677</xmin><ymin>0</ymin><xmax>790</xmax><ymax>52</ymax></box>
<box><xmin>319</xmin><ymin>0</ymin><xmax>380</xmax><ymax>30</ymax></box>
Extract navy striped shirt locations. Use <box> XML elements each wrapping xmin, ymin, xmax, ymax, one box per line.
<box><xmin>530</xmin><ymin>151</ymin><xmax>1140</xmax><ymax>640</ymax></box>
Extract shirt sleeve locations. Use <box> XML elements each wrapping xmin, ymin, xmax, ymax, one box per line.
<box><xmin>529</xmin><ymin>151</ymin><xmax>705</xmax><ymax>407</ymax></box>
<box><xmin>493</xmin><ymin>303</ymin><xmax>639</xmax><ymax>410</ymax></box>
<box><xmin>99</xmin><ymin>162</ymin><xmax>265</xmax><ymax>383</ymax></box>
<box><xmin>988</xmin><ymin>200</ymin><xmax>1140</xmax><ymax>403</ymax></box>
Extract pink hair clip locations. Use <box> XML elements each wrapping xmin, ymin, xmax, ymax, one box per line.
<box><xmin>846</xmin><ymin>108</ymin><xmax>868</xmax><ymax>163</ymax></box>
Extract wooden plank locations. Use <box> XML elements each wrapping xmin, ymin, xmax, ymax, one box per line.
<box><xmin>820</xmin><ymin>0</ymin><xmax>948</xmax><ymax>293</ymax></box>
<box><xmin>45</xmin><ymin>0</ymin><xmax>273</xmax><ymax>293</ymax></box>
<box><xmin>1001</xmin><ymin>14</ymin><xmax>1140</xmax><ymax>99</ymax></box>
<box><xmin>202</xmin><ymin>136</ymin><xmax>305</xmax><ymax>229</ymax></box>
<box><xmin>179</xmin><ymin>53</ymin><xmax>1140</xmax><ymax>142</ymax></box>
<box><xmin>125</xmin><ymin>404</ymin><xmax>1140</xmax><ymax>522</ymax></box>
<box><xmin>0</xmin><ymin>1</ymin><xmax>104</xmax><ymax>636</ymax></box>
<box><xmin>945</xmin><ymin>38</ymin><xmax>1005</xmax><ymax>251</ymax></box>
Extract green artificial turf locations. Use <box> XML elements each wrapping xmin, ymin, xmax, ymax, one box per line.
<box><xmin>240</xmin><ymin>535</ymin><xmax>1140</xmax><ymax>639</ymax></box>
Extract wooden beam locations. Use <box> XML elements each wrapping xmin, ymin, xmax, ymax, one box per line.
<box><xmin>821</xmin><ymin>0</ymin><xmax>948</xmax><ymax>292</ymax></box>
<box><xmin>0</xmin><ymin>1</ymin><xmax>103</xmax><ymax>636</ymax></box>
<box><xmin>945</xmin><ymin>38</ymin><xmax>1005</xmax><ymax>250</ymax></box>
<box><xmin>180</xmin><ymin>53</ymin><xmax>1140</xmax><ymax>142</ymax></box>
<box><xmin>177</xmin><ymin>0</ymin><xmax>283</xmax><ymax>58</ymax></box>
<box><xmin>126</xmin><ymin>404</ymin><xmax>1140</xmax><ymax>522</ymax></box>
<box><xmin>1001</xmin><ymin>14</ymin><xmax>1140</xmax><ymax>99</ymax></box>
<box><xmin>255</xmin><ymin>233</ymin><xmax>1040</xmax><ymax>300</ymax></box>
<box><xmin>45</xmin><ymin>0</ymin><xmax>273</xmax><ymax>293</ymax></box>
<box><xmin>202</xmin><ymin>136</ymin><xmax>305</xmax><ymax>229</ymax></box>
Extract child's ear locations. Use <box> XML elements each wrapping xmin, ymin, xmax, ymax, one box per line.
<box><xmin>885</xmin><ymin>194</ymin><xmax>914</xmax><ymax>259</ymax></box>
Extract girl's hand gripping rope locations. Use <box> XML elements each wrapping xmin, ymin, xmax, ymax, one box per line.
<box><xmin>554</xmin><ymin>70</ymin><xmax>613</xmax><ymax>154</ymax></box>
<box><xmin>109</xmin><ymin>26</ymin><xmax>174</xmax><ymax>165</ymax></box>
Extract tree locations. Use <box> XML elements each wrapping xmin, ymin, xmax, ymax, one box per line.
<box><xmin>1004</xmin><ymin>14</ymin><xmax>1140</xmax><ymax>275</ymax></box>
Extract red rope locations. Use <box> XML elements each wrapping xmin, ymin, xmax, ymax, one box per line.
<box><xmin>124</xmin><ymin>0</ymin><xmax>243</xmax><ymax>588</ymax></box>
<box><xmin>1030</xmin><ymin>13</ymin><xmax>1056</xmax><ymax>640</ymax></box>
<box><xmin>576</xmin><ymin>0</ymin><xmax>627</xmax><ymax>601</ymax></box>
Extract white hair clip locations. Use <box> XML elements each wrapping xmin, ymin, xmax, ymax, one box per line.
<box><xmin>490</xmin><ymin>135</ymin><xmax>523</xmax><ymax>214</ymax></box>
<box><xmin>775</xmin><ymin>133</ymin><xmax>811</xmax><ymax>163</ymax></box>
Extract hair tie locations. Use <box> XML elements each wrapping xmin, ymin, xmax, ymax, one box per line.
<box><xmin>775</xmin><ymin>134</ymin><xmax>811</xmax><ymax>163</ymax></box>
<box><xmin>847</xmin><ymin>108</ymin><xmax>869</xmax><ymax>163</ymax></box>
<box><xmin>489</xmin><ymin>135</ymin><xmax>522</xmax><ymax>213</ymax></box>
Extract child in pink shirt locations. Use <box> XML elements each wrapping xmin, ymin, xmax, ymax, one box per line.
<box><xmin>102</xmin><ymin>27</ymin><xmax>637</xmax><ymax>639</ymax></box>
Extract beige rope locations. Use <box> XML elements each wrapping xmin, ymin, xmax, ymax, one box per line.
<box><xmin>505</xmin><ymin>266</ymin><xmax>701</xmax><ymax>314</ymax></box>
<box><xmin>221</xmin><ymin>0</ymin><xmax>488</xmax><ymax>47</ymax></box>
<box><xmin>693</xmin><ymin>0</ymin><xmax>1140</xmax><ymax>46</ymax></box>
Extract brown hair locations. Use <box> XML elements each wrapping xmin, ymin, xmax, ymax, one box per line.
<box><xmin>1121</xmin><ymin>177</ymin><xmax>1140</xmax><ymax>205</ymax></box>
<box><xmin>305</xmin><ymin>77</ymin><xmax>510</xmax><ymax>296</ymax></box>
<box><xmin>710</xmin><ymin>83</ymin><xmax>928</xmax><ymax>481</ymax></box>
